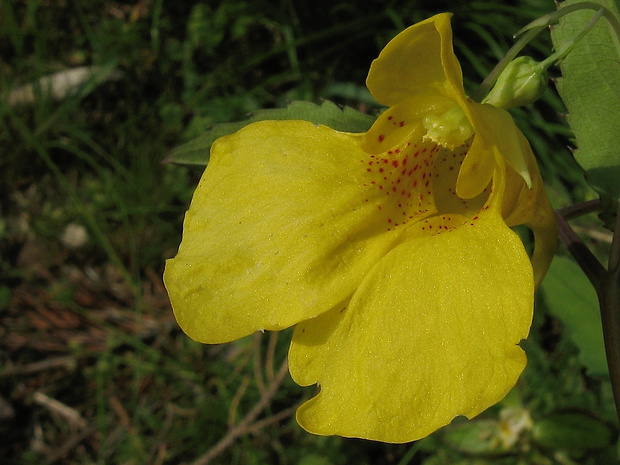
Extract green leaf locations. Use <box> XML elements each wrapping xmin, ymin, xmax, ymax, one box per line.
<box><xmin>163</xmin><ymin>100</ymin><xmax>376</xmax><ymax>166</ymax></box>
<box><xmin>532</xmin><ymin>410</ymin><xmax>617</xmax><ymax>454</ymax></box>
<box><xmin>540</xmin><ymin>256</ymin><xmax>607</xmax><ymax>376</ymax></box>
<box><xmin>550</xmin><ymin>0</ymin><xmax>620</xmax><ymax>217</ymax></box>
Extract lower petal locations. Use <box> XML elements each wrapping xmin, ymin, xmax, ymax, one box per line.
<box><xmin>289</xmin><ymin>212</ymin><xmax>533</xmax><ymax>443</ymax></box>
<box><xmin>164</xmin><ymin>121</ymin><xmax>403</xmax><ymax>344</ymax></box>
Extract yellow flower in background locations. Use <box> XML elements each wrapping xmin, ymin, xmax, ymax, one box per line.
<box><xmin>164</xmin><ymin>13</ymin><xmax>557</xmax><ymax>443</ymax></box>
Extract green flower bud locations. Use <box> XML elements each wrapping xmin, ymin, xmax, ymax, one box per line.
<box><xmin>484</xmin><ymin>56</ymin><xmax>548</xmax><ymax>109</ymax></box>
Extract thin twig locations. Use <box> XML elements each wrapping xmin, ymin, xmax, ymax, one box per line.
<box><xmin>252</xmin><ymin>332</ymin><xmax>266</xmax><ymax>394</ymax></box>
<box><xmin>1</xmin><ymin>356</ymin><xmax>75</xmax><ymax>376</ymax></box>
<box><xmin>191</xmin><ymin>359</ymin><xmax>289</xmax><ymax>465</ymax></box>
<box><xmin>228</xmin><ymin>376</ymin><xmax>251</xmax><ymax>427</ymax></box>
<box><xmin>266</xmin><ymin>331</ymin><xmax>279</xmax><ymax>381</ymax></box>
<box><xmin>33</xmin><ymin>392</ymin><xmax>88</xmax><ymax>429</ymax></box>
<box><xmin>556</xmin><ymin>198</ymin><xmax>601</xmax><ymax>221</ymax></box>
<box><xmin>44</xmin><ymin>425</ymin><xmax>98</xmax><ymax>465</ymax></box>
<box><xmin>244</xmin><ymin>404</ymin><xmax>299</xmax><ymax>435</ymax></box>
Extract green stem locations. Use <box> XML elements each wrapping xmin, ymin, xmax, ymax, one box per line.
<box><xmin>518</xmin><ymin>2</ymin><xmax>620</xmax><ymax>54</ymax></box>
<box><xmin>473</xmin><ymin>1</ymin><xmax>620</xmax><ymax>103</ymax></box>
<box><xmin>537</xmin><ymin>8</ymin><xmax>604</xmax><ymax>71</ymax></box>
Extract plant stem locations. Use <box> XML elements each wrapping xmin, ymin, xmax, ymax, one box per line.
<box><xmin>473</xmin><ymin>1</ymin><xmax>620</xmax><ymax>103</ymax></box>
<box><xmin>608</xmin><ymin>197</ymin><xmax>620</xmax><ymax>273</ymax></box>
<box><xmin>555</xmin><ymin>207</ymin><xmax>606</xmax><ymax>286</ymax></box>
<box><xmin>556</xmin><ymin>199</ymin><xmax>620</xmax><ymax>424</ymax></box>
<box><xmin>598</xmin><ymin>269</ymin><xmax>620</xmax><ymax>423</ymax></box>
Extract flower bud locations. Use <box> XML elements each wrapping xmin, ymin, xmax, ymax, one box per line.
<box><xmin>484</xmin><ymin>56</ymin><xmax>548</xmax><ymax>109</ymax></box>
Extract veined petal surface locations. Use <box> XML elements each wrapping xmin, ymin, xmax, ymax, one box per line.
<box><xmin>164</xmin><ymin>120</ymin><xmax>407</xmax><ymax>344</ymax></box>
<box><xmin>289</xmin><ymin>211</ymin><xmax>533</xmax><ymax>443</ymax></box>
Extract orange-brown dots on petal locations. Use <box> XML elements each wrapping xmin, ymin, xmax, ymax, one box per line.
<box><xmin>378</xmin><ymin>134</ymin><xmax>385</xmax><ymax>142</ymax></box>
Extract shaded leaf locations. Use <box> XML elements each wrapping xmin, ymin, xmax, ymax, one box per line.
<box><xmin>540</xmin><ymin>256</ymin><xmax>607</xmax><ymax>376</ymax></box>
<box><xmin>532</xmin><ymin>409</ymin><xmax>617</xmax><ymax>454</ymax></box>
<box><xmin>163</xmin><ymin>100</ymin><xmax>376</xmax><ymax>166</ymax></box>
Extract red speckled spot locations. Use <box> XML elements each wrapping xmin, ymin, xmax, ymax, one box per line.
<box><xmin>360</xmin><ymin>136</ymin><xmax>484</xmax><ymax>234</ymax></box>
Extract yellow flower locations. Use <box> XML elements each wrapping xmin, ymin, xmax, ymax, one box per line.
<box><xmin>164</xmin><ymin>13</ymin><xmax>557</xmax><ymax>443</ymax></box>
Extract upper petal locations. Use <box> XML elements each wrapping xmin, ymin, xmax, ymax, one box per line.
<box><xmin>289</xmin><ymin>210</ymin><xmax>533</xmax><ymax>443</ymax></box>
<box><xmin>366</xmin><ymin>13</ymin><xmax>465</xmax><ymax>107</ymax></box>
<box><xmin>163</xmin><ymin>121</ymin><xmax>405</xmax><ymax>344</ymax></box>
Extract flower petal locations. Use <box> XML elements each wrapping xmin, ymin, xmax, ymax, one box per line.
<box><xmin>456</xmin><ymin>102</ymin><xmax>533</xmax><ymax>200</ymax></box>
<box><xmin>362</xmin><ymin>95</ymin><xmax>454</xmax><ymax>154</ymax></box>
<box><xmin>164</xmin><ymin>121</ymin><xmax>405</xmax><ymax>344</ymax></box>
<box><xmin>289</xmin><ymin>211</ymin><xmax>533</xmax><ymax>443</ymax></box>
<box><xmin>366</xmin><ymin>13</ymin><xmax>464</xmax><ymax>107</ymax></box>
<box><xmin>501</xmin><ymin>134</ymin><xmax>558</xmax><ymax>286</ymax></box>
<box><xmin>471</xmin><ymin>104</ymin><xmax>533</xmax><ymax>188</ymax></box>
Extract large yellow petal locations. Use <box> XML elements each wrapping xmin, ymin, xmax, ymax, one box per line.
<box><xmin>366</xmin><ymin>13</ymin><xmax>464</xmax><ymax>107</ymax></box>
<box><xmin>164</xmin><ymin>120</ymin><xmax>409</xmax><ymax>344</ymax></box>
<box><xmin>289</xmin><ymin>211</ymin><xmax>533</xmax><ymax>443</ymax></box>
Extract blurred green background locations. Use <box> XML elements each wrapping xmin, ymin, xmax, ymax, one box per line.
<box><xmin>0</xmin><ymin>0</ymin><xmax>617</xmax><ymax>464</ymax></box>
